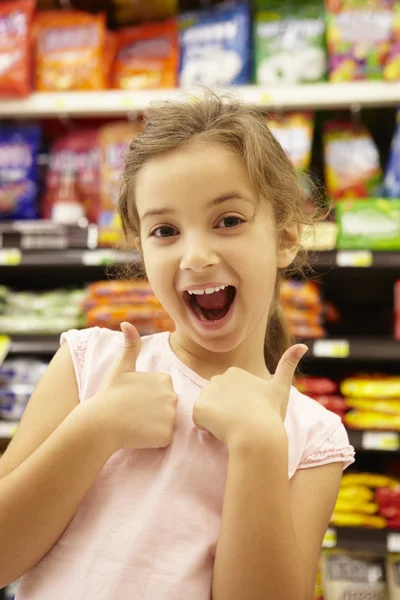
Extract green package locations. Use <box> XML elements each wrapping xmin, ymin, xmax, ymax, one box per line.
<box><xmin>254</xmin><ymin>1</ymin><xmax>327</xmax><ymax>85</ymax></box>
<box><xmin>337</xmin><ymin>199</ymin><xmax>400</xmax><ymax>250</ymax></box>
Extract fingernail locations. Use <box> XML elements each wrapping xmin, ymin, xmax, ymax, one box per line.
<box><xmin>297</xmin><ymin>345</ymin><xmax>308</xmax><ymax>359</ymax></box>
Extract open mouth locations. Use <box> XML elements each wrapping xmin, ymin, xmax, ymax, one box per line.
<box><xmin>184</xmin><ymin>286</ymin><xmax>237</xmax><ymax>322</ymax></box>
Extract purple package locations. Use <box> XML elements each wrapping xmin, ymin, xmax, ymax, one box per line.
<box><xmin>0</xmin><ymin>125</ymin><xmax>41</xmax><ymax>219</ymax></box>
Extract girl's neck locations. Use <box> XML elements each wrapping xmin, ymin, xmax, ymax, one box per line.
<box><xmin>169</xmin><ymin>328</ymin><xmax>271</xmax><ymax>382</ymax></box>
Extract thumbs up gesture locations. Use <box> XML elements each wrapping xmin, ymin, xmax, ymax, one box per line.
<box><xmin>93</xmin><ymin>322</ymin><xmax>178</xmax><ymax>452</ymax></box>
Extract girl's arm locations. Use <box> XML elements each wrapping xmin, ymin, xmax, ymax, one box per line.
<box><xmin>0</xmin><ymin>345</ymin><xmax>116</xmax><ymax>588</ymax></box>
<box><xmin>212</xmin><ymin>429</ymin><xmax>342</xmax><ymax>600</ymax></box>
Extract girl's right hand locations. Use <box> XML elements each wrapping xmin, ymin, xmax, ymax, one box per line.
<box><xmin>91</xmin><ymin>322</ymin><xmax>179</xmax><ymax>452</ymax></box>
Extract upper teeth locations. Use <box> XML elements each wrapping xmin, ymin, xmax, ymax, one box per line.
<box><xmin>188</xmin><ymin>285</ymin><xmax>227</xmax><ymax>295</ymax></box>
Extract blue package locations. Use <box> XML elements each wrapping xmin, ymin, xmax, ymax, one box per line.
<box><xmin>0</xmin><ymin>125</ymin><xmax>41</xmax><ymax>219</ymax></box>
<box><xmin>384</xmin><ymin>111</ymin><xmax>400</xmax><ymax>199</ymax></box>
<box><xmin>179</xmin><ymin>2</ymin><xmax>251</xmax><ymax>87</ymax></box>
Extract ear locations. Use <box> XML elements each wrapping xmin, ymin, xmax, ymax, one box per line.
<box><xmin>277</xmin><ymin>223</ymin><xmax>301</xmax><ymax>269</ymax></box>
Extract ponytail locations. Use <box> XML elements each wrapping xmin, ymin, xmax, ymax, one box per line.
<box><xmin>264</xmin><ymin>278</ymin><xmax>293</xmax><ymax>373</ymax></box>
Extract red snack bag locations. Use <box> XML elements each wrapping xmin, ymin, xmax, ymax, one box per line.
<box><xmin>32</xmin><ymin>11</ymin><xmax>106</xmax><ymax>91</ymax></box>
<box><xmin>43</xmin><ymin>130</ymin><xmax>100</xmax><ymax>224</ymax></box>
<box><xmin>296</xmin><ymin>377</ymin><xmax>338</xmax><ymax>395</ymax></box>
<box><xmin>0</xmin><ymin>0</ymin><xmax>35</xmax><ymax>97</ymax></box>
<box><xmin>113</xmin><ymin>20</ymin><xmax>178</xmax><ymax>90</ymax></box>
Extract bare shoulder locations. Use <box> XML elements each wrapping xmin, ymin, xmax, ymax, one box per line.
<box><xmin>0</xmin><ymin>343</ymin><xmax>79</xmax><ymax>479</ymax></box>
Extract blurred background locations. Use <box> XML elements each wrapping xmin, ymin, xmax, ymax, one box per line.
<box><xmin>2</xmin><ymin>0</ymin><xmax>400</xmax><ymax>598</ymax></box>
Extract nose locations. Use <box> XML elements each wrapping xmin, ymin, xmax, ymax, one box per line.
<box><xmin>179</xmin><ymin>236</ymin><xmax>219</xmax><ymax>272</ymax></box>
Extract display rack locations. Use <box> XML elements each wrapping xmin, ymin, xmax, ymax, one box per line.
<box><xmin>0</xmin><ymin>82</ymin><xmax>400</xmax><ymax>117</ymax></box>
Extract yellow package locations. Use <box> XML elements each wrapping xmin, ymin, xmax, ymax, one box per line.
<box><xmin>346</xmin><ymin>397</ymin><xmax>400</xmax><ymax>415</ymax></box>
<box><xmin>341</xmin><ymin>473</ymin><xmax>399</xmax><ymax>489</ymax></box>
<box><xmin>334</xmin><ymin>500</ymin><xmax>378</xmax><ymax>515</ymax></box>
<box><xmin>337</xmin><ymin>486</ymin><xmax>374</xmax><ymax>503</ymax></box>
<box><xmin>341</xmin><ymin>377</ymin><xmax>400</xmax><ymax>399</ymax></box>
<box><xmin>345</xmin><ymin>409</ymin><xmax>400</xmax><ymax>431</ymax></box>
<box><xmin>331</xmin><ymin>512</ymin><xmax>387</xmax><ymax>529</ymax></box>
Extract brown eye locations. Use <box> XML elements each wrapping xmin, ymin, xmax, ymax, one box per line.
<box><xmin>151</xmin><ymin>225</ymin><xmax>178</xmax><ymax>238</ymax></box>
<box><xmin>216</xmin><ymin>216</ymin><xmax>244</xmax><ymax>229</ymax></box>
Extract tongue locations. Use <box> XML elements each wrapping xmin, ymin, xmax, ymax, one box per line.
<box><xmin>195</xmin><ymin>288</ymin><xmax>230</xmax><ymax>310</ymax></box>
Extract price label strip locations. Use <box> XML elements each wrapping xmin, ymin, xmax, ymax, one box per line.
<box><xmin>0</xmin><ymin>421</ymin><xmax>18</xmax><ymax>439</ymax></box>
<box><xmin>313</xmin><ymin>340</ymin><xmax>350</xmax><ymax>359</ymax></box>
<box><xmin>362</xmin><ymin>432</ymin><xmax>400</xmax><ymax>451</ymax></box>
<box><xmin>323</xmin><ymin>528</ymin><xmax>337</xmax><ymax>549</ymax></box>
<box><xmin>336</xmin><ymin>251</ymin><xmax>373</xmax><ymax>268</ymax></box>
<box><xmin>388</xmin><ymin>533</ymin><xmax>400</xmax><ymax>553</ymax></box>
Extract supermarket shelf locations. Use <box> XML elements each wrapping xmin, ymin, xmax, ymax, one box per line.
<box><xmin>323</xmin><ymin>527</ymin><xmax>396</xmax><ymax>553</ymax></box>
<box><xmin>9</xmin><ymin>335</ymin><xmax>60</xmax><ymax>354</ymax></box>
<box><xmin>308</xmin><ymin>337</ymin><xmax>400</xmax><ymax>361</ymax></box>
<box><xmin>311</xmin><ymin>250</ymin><xmax>400</xmax><ymax>270</ymax></box>
<box><xmin>0</xmin><ymin>248</ymin><xmax>140</xmax><ymax>267</ymax></box>
<box><xmin>1</xmin><ymin>83</ymin><xmax>400</xmax><ymax>117</ymax></box>
<box><xmin>346</xmin><ymin>430</ymin><xmax>400</xmax><ymax>453</ymax></box>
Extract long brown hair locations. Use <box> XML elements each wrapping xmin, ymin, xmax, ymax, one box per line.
<box><xmin>119</xmin><ymin>92</ymin><xmax>319</xmax><ymax>372</ymax></box>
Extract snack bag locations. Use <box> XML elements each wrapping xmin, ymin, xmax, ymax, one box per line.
<box><xmin>254</xmin><ymin>2</ymin><xmax>326</xmax><ymax>85</ymax></box>
<box><xmin>322</xmin><ymin>551</ymin><xmax>387</xmax><ymax>600</ymax></box>
<box><xmin>346</xmin><ymin>398</ymin><xmax>400</xmax><ymax>415</ymax></box>
<box><xmin>280</xmin><ymin>279</ymin><xmax>322</xmax><ymax>310</ymax></box>
<box><xmin>336</xmin><ymin>199</ymin><xmax>400</xmax><ymax>250</ymax></box>
<box><xmin>179</xmin><ymin>2</ymin><xmax>251</xmax><ymax>87</ymax></box>
<box><xmin>0</xmin><ymin>0</ymin><xmax>35</xmax><ymax>97</ymax></box>
<box><xmin>265</xmin><ymin>113</ymin><xmax>314</xmax><ymax>173</ymax></box>
<box><xmin>0</xmin><ymin>125</ymin><xmax>41</xmax><ymax>220</ymax></box>
<box><xmin>345</xmin><ymin>409</ymin><xmax>400</xmax><ymax>431</ymax></box>
<box><xmin>98</xmin><ymin>121</ymin><xmax>141</xmax><ymax>247</ymax></box>
<box><xmin>43</xmin><ymin>130</ymin><xmax>101</xmax><ymax>224</ymax></box>
<box><xmin>32</xmin><ymin>11</ymin><xmax>106</xmax><ymax>91</ymax></box>
<box><xmin>295</xmin><ymin>377</ymin><xmax>338</xmax><ymax>395</ymax></box>
<box><xmin>324</xmin><ymin>120</ymin><xmax>382</xmax><ymax>200</ymax></box>
<box><xmin>113</xmin><ymin>20</ymin><xmax>178</xmax><ymax>90</ymax></box>
<box><xmin>104</xmin><ymin>30</ymin><xmax>118</xmax><ymax>88</ymax></box>
<box><xmin>341</xmin><ymin>473</ymin><xmax>399</xmax><ymax>489</ymax></box>
<box><xmin>342</xmin><ymin>376</ymin><xmax>400</xmax><ymax>399</ymax></box>
<box><xmin>326</xmin><ymin>0</ymin><xmax>396</xmax><ymax>82</ymax></box>
<box><xmin>384</xmin><ymin>110</ymin><xmax>400</xmax><ymax>198</ymax></box>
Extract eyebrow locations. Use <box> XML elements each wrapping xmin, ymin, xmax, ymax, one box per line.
<box><xmin>140</xmin><ymin>193</ymin><xmax>254</xmax><ymax>221</ymax></box>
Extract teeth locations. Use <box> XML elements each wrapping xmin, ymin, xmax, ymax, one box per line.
<box><xmin>188</xmin><ymin>285</ymin><xmax>227</xmax><ymax>296</ymax></box>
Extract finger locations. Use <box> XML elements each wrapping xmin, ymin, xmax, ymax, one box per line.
<box><xmin>115</xmin><ymin>322</ymin><xmax>142</xmax><ymax>374</ymax></box>
<box><xmin>273</xmin><ymin>344</ymin><xmax>308</xmax><ymax>389</ymax></box>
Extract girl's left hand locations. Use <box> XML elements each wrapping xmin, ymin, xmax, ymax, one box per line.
<box><xmin>193</xmin><ymin>344</ymin><xmax>308</xmax><ymax>447</ymax></box>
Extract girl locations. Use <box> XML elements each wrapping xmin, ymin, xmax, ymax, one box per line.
<box><xmin>0</xmin><ymin>93</ymin><xmax>354</xmax><ymax>600</ymax></box>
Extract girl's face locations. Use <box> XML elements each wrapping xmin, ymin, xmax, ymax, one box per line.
<box><xmin>135</xmin><ymin>141</ymin><xmax>299</xmax><ymax>357</ymax></box>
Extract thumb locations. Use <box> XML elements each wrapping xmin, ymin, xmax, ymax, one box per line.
<box><xmin>115</xmin><ymin>322</ymin><xmax>142</xmax><ymax>374</ymax></box>
<box><xmin>273</xmin><ymin>344</ymin><xmax>308</xmax><ymax>390</ymax></box>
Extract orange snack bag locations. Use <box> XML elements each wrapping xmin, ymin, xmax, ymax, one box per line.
<box><xmin>0</xmin><ymin>0</ymin><xmax>35</xmax><ymax>97</ymax></box>
<box><xmin>32</xmin><ymin>11</ymin><xmax>106</xmax><ymax>91</ymax></box>
<box><xmin>113</xmin><ymin>20</ymin><xmax>178</xmax><ymax>90</ymax></box>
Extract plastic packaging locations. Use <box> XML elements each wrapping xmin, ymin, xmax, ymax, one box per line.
<box><xmin>342</xmin><ymin>376</ymin><xmax>400</xmax><ymax>399</ymax></box>
<box><xmin>0</xmin><ymin>125</ymin><xmax>41</xmax><ymax>220</ymax></box>
<box><xmin>113</xmin><ymin>20</ymin><xmax>178</xmax><ymax>90</ymax></box>
<box><xmin>254</xmin><ymin>2</ymin><xmax>326</xmax><ymax>85</ymax></box>
<box><xmin>322</xmin><ymin>551</ymin><xmax>387</xmax><ymax>600</ymax></box>
<box><xmin>179</xmin><ymin>2</ymin><xmax>251</xmax><ymax>87</ymax></box>
<box><xmin>384</xmin><ymin>109</ymin><xmax>400</xmax><ymax>198</ymax></box>
<box><xmin>295</xmin><ymin>377</ymin><xmax>338</xmax><ymax>395</ymax></box>
<box><xmin>265</xmin><ymin>112</ymin><xmax>314</xmax><ymax>173</ymax></box>
<box><xmin>336</xmin><ymin>199</ymin><xmax>400</xmax><ymax>250</ymax></box>
<box><xmin>32</xmin><ymin>11</ymin><xmax>106</xmax><ymax>91</ymax></box>
<box><xmin>323</xmin><ymin>120</ymin><xmax>382</xmax><ymax>201</ymax></box>
<box><xmin>0</xmin><ymin>0</ymin><xmax>35</xmax><ymax>97</ymax></box>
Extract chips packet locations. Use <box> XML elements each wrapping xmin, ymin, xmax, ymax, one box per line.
<box><xmin>0</xmin><ymin>0</ymin><xmax>35</xmax><ymax>97</ymax></box>
<box><xmin>32</xmin><ymin>11</ymin><xmax>106</xmax><ymax>91</ymax></box>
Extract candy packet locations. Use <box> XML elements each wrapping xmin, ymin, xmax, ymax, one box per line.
<box><xmin>326</xmin><ymin>0</ymin><xmax>397</xmax><ymax>81</ymax></box>
<box><xmin>0</xmin><ymin>125</ymin><xmax>41</xmax><ymax>220</ymax></box>
<box><xmin>265</xmin><ymin>112</ymin><xmax>314</xmax><ymax>173</ymax></box>
<box><xmin>323</xmin><ymin>121</ymin><xmax>382</xmax><ymax>200</ymax></box>
<box><xmin>254</xmin><ymin>1</ymin><xmax>326</xmax><ymax>85</ymax></box>
<box><xmin>384</xmin><ymin>109</ymin><xmax>400</xmax><ymax>198</ymax></box>
<box><xmin>322</xmin><ymin>551</ymin><xmax>387</xmax><ymax>600</ymax></box>
<box><xmin>32</xmin><ymin>11</ymin><xmax>106</xmax><ymax>91</ymax></box>
<box><xmin>113</xmin><ymin>20</ymin><xmax>178</xmax><ymax>90</ymax></box>
<box><xmin>336</xmin><ymin>199</ymin><xmax>400</xmax><ymax>250</ymax></box>
<box><xmin>179</xmin><ymin>2</ymin><xmax>251</xmax><ymax>87</ymax></box>
<box><xmin>0</xmin><ymin>0</ymin><xmax>35</xmax><ymax>97</ymax></box>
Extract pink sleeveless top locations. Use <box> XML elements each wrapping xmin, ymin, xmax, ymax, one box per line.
<box><xmin>16</xmin><ymin>327</ymin><xmax>355</xmax><ymax>600</ymax></box>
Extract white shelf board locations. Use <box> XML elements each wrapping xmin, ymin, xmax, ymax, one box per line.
<box><xmin>1</xmin><ymin>82</ymin><xmax>400</xmax><ymax>117</ymax></box>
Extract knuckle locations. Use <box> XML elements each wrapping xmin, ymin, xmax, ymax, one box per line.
<box><xmin>284</xmin><ymin>358</ymin><xmax>297</xmax><ymax>370</ymax></box>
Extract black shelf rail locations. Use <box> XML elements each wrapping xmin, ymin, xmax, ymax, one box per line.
<box><xmin>322</xmin><ymin>527</ymin><xmax>395</xmax><ymax>553</ymax></box>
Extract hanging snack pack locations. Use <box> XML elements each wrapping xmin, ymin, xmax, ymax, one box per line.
<box><xmin>326</xmin><ymin>0</ymin><xmax>398</xmax><ymax>81</ymax></box>
<box><xmin>179</xmin><ymin>2</ymin><xmax>251</xmax><ymax>87</ymax></box>
<box><xmin>324</xmin><ymin>121</ymin><xmax>382</xmax><ymax>200</ymax></box>
<box><xmin>32</xmin><ymin>11</ymin><xmax>106</xmax><ymax>91</ymax></box>
<box><xmin>265</xmin><ymin>112</ymin><xmax>314</xmax><ymax>172</ymax></box>
<box><xmin>254</xmin><ymin>1</ymin><xmax>326</xmax><ymax>85</ymax></box>
<box><xmin>98</xmin><ymin>121</ymin><xmax>141</xmax><ymax>247</ymax></box>
<box><xmin>0</xmin><ymin>0</ymin><xmax>35</xmax><ymax>97</ymax></box>
<box><xmin>43</xmin><ymin>130</ymin><xmax>100</xmax><ymax>224</ymax></box>
<box><xmin>0</xmin><ymin>125</ymin><xmax>41</xmax><ymax>220</ymax></box>
<box><xmin>384</xmin><ymin>109</ymin><xmax>400</xmax><ymax>198</ymax></box>
<box><xmin>322</xmin><ymin>551</ymin><xmax>387</xmax><ymax>600</ymax></box>
<box><xmin>113</xmin><ymin>20</ymin><xmax>178</xmax><ymax>90</ymax></box>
